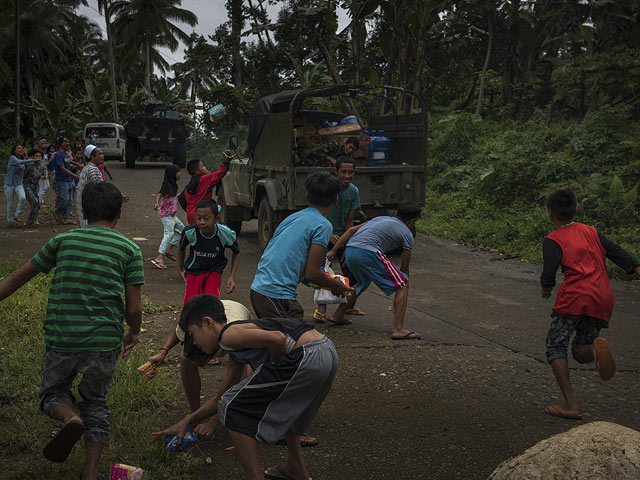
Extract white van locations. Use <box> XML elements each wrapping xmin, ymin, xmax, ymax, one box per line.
<box><xmin>83</xmin><ymin>123</ymin><xmax>126</xmax><ymax>160</ymax></box>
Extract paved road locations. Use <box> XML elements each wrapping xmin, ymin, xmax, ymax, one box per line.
<box><xmin>3</xmin><ymin>162</ymin><xmax>640</xmax><ymax>479</ymax></box>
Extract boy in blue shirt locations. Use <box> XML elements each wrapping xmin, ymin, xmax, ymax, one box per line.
<box><xmin>250</xmin><ymin>171</ymin><xmax>353</xmax><ymax>320</ymax></box>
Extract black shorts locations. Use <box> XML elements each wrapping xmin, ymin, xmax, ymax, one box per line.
<box><xmin>545</xmin><ymin>313</ymin><xmax>609</xmax><ymax>364</ymax></box>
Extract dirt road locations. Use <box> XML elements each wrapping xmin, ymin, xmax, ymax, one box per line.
<box><xmin>3</xmin><ymin>162</ymin><xmax>640</xmax><ymax>479</ymax></box>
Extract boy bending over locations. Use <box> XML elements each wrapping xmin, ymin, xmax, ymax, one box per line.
<box><xmin>541</xmin><ymin>187</ymin><xmax>640</xmax><ymax>419</ymax></box>
<box><xmin>328</xmin><ymin>200</ymin><xmax>422</xmax><ymax>339</ymax></box>
<box><xmin>153</xmin><ymin>294</ymin><xmax>338</xmax><ymax>480</ymax></box>
<box><xmin>0</xmin><ymin>182</ymin><xmax>143</xmax><ymax>480</ymax></box>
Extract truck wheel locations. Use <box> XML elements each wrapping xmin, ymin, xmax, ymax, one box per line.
<box><xmin>173</xmin><ymin>141</ymin><xmax>187</xmax><ymax>168</ymax></box>
<box><xmin>125</xmin><ymin>138</ymin><xmax>137</xmax><ymax>168</ymax></box>
<box><xmin>218</xmin><ymin>190</ymin><xmax>242</xmax><ymax>235</ymax></box>
<box><xmin>257</xmin><ymin>197</ymin><xmax>276</xmax><ymax>250</ymax></box>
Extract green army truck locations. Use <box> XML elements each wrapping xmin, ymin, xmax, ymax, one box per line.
<box><xmin>218</xmin><ymin>85</ymin><xmax>427</xmax><ymax>249</ymax></box>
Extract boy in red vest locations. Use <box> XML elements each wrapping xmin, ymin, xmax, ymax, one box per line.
<box><xmin>541</xmin><ymin>187</ymin><xmax>640</xmax><ymax>419</ymax></box>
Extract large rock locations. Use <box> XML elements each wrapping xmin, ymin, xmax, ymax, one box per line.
<box><xmin>489</xmin><ymin>421</ymin><xmax>640</xmax><ymax>480</ymax></box>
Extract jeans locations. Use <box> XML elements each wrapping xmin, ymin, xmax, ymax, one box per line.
<box><xmin>56</xmin><ymin>180</ymin><xmax>74</xmax><ymax>219</ymax></box>
<box><xmin>4</xmin><ymin>184</ymin><xmax>25</xmax><ymax>223</ymax></box>
<box><xmin>38</xmin><ymin>178</ymin><xmax>50</xmax><ymax>204</ymax></box>
<box><xmin>159</xmin><ymin>215</ymin><xmax>184</xmax><ymax>254</ymax></box>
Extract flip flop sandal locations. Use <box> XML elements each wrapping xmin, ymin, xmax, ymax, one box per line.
<box><xmin>312</xmin><ymin>309</ymin><xmax>326</xmax><ymax>323</ymax></box>
<box><xmin>53</xmin><ymin>213</ymin><xmax>64</xmax><ymax>224</ymax></box>
<box><xmin>327</xmin><ymin>318</ymin><xmax>352</xmax><ymax>326</ymax></box>
<box><xmin>391</xmin><ymin>331</ymin><xmax>421</xmax><ymax>340</ymax></box>
<box><xmin>594</xmin><ymin>338</ymin><xmax>616</xmax><ymax>381</ymax></box>
<box><xmin>43</xmin><ymin>419</ymin><xmax>84</xmax><ymax>463</ymax></box>
<box><xmin>274</xmin><ymin>433</ymin><xmax>318</xmax><ymax>448</ymax></box>
<box><xmin>164</xmin><ymin>253</ymin><xmax>177</xmax><ymax>261</ymax></box>
<box><xmin>207</xmin><ymin>357</ymin><xmax>221</xmax><ymax>366</ymax></box>
<box><xmin>264</xmin><ymin>466</ymin><xmax>294</xmax><ymax>480</ymax></box>
<box><xmin>345</xmin><ymin>307</ymin><xmax>366</xmax><ymax>316</ymax></box>
<box><xmin>150</xmin><ymin>259</ymin><xmax>168</xmax><ymax>269</ymax></box>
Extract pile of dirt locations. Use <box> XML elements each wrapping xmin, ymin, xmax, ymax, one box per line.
<box><xmin>489</xmin><ymin>421</ymin><xmax>640</xmax><ymax>480</ymax></box>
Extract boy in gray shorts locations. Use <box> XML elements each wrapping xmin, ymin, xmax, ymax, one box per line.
<box><xmin>153</xmin><ymin>294</ymin><xmax>338</xmax><ymax>480</ymax></box>
<box><xmin>0</xmin><ymin>182</ymin><xmax>143</xmax><ymax>480</ymax></box>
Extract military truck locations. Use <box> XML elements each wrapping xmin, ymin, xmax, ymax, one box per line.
<box><xmin>124</xmin><ymin>101</ymin><xmax>188</xmax><ymax>168</ymax></box>
<box><xmin>219</xmin><ymin>85</ymin><xmax>427</xmax><ymax>249</ymax></box>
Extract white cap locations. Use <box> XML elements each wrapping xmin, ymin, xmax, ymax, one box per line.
<box><xmin>175</xmin><ymin>299</ymin><xmax>252</xmax><ymax>344</ymax></box>
<box><xmin>84</xmin><ymin>144</ymin><xmax>97</xmax><ymax>159</ymax></box>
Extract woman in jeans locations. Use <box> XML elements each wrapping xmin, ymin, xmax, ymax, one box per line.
<box><xmin>4</xmin><ymin>144</ymin><xmax>34</xmax><ymax>228</ymax></box>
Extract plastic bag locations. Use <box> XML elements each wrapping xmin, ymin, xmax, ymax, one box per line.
<box><xmin>313</xmin><ymin>260</ymin><xmax>347</xmax><ymax>304</ymax></box>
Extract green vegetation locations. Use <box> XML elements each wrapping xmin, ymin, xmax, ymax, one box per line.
<box><xmin>0</xmin><ymin>265</ymin><xmax>200</xmax><ymax>479</ymax></box>
<box><xmin>419</xmin><ymin>108</ymin><xmax>640</xmax><ymax>274</ymax></box>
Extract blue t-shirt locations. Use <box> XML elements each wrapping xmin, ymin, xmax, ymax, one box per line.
<box><xmin>347</xmin><ymin>216</ymin><xmax>413</xmax><ymax>253</ymax></box>
<box><xmin>251</xmin><ymin>208</ymin><xmax>332</xmax><ymax>300</ymax></box>
<box><xmin>326</xmin><ymin>183</ymin><xmax>360</xmax><ymax>236</ymax></box>
<box><xmin>54</xmin><ymin>151</ymin><xmax>73</xmax><ymax>182</ymax></box>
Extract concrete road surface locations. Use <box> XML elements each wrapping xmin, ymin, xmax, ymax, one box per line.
<box><xmin>3</xmin><ymin>162</ymin><xmax>639</xmax><ymax>479</ymax></box>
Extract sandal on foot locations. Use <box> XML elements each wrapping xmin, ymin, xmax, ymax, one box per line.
<box><xmin>43</xmin><ymin>419</ymin><xmax>84</xmax><ymax>463</ymax></box>
<box><xmin>391</xmin><ymin>331</ymin><xmax>421</xmax><ymax>340</ymax></box>
<box><xmin>207</xmin><ymin>356</ymin><xmax>221</xmax><ymax>366</ymax></box>
<box><xmin>594</xmin><ymin>338</ymin><xmax>616</xmax><ymax>381</ymax></box>
<box><xmin>150</xmin><ymin>259</ymin><xmax>167</xmax><ymax>269</ymax></box>
<box><xmin>264</xmin><ymin>466</ymin><xmax>294</xmax><ymax>480</ymax></box>
<box><xmin>53</xmin><ymin>213</ymin><xmax>64</xmax><ymax>224</ymax></box>
<box><xmin>274</xmin><ymin>433</ymin><xmax>318</xmax><ymax>448</ymax></box>
<box><xmin>328</xmin><ymin>318</ymin><xmax>352</xmax><ymax>326</ymax></box>
<box><xmin>164</xmin><ymin>252</ymin><xmax>176</xmax><ymax>262</ymax></box>
<box><xmin>544</xmin><ymin>404</ymin><xmax>582</xmax><ymax>420</ymax></box>
<box><xmin>312</xmin><ymin>309</ymin><xmax>326</xmax><ymax>323</ymax></box>
<box><xmin>64</xmin><ymin>219</ymin><xmax>76</xmax><ymax>225</ymax></box>
<box><xmin>345</xmin><ymin>307</ymin><xmax>366</xmax><ymax>316</ymax></box>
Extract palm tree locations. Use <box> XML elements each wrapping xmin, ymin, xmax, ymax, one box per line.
<box><xmin>98</xmin><ymin>0</ymin><xmax>121</xmax><ymax>122</ymax></box>
<box><xmin>111</xmin><ymin>0</ymin><xmax>198</xmax><ymax>90</ymax></box>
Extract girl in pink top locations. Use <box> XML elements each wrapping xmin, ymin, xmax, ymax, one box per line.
<box><xmin>152</xmin><ymin>165</ymin><xmax>184</xmax><ymax>269</ymax></box>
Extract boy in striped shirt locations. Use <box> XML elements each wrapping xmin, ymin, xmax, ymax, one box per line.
<box><xmin>0</xmin><ymin>182</ymin><xmax>144</xmax><ymax>480</ymax></box>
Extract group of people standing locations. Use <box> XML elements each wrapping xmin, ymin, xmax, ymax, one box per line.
<box><xmin>4</xmin><ymin>136</ymin><xmax>115</xmax><ymax>229</ymax></box>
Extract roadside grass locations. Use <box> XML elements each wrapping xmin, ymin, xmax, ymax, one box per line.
<box><xmin>0</xmin><ymin>264</ymin><xmax>200</xmax><ymax>479</ymax></box>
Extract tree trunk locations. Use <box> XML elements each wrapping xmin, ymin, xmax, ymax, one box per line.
<box><xmin>256</xmin><ymin>0</ymin><xmax>274</xmax><ymax>46</ymax></box>
<box><xmin>105</xmin><ymin>3</ymin><xmax>119</xmax><ymax>123</ymax></box>
<box><xmin>14</xmin><ymin>0</ymin><xmax>20</xmax><ymax>139</ymax></box>
<box><xmin>228</xmin><ymin>0</ymin><xmax>243</xmax><ymax>86</ymax></box>
<box><xmin>476</xmin><ymin>15</ymin><xmax>493</xmax><ymax>115</ymax></box>
<box><xmin>350</xmin><ymin>0</ymin><xmax>363</xmax><ymax>84</ymax></box>
<box><xmin>246</xmin><ymin>0</ymin><xmax>265</xmax><ymax>47</ymax></box>
<box><xmin>145</xmin><ymin>40</ymin><xmax>151</xmax><ymax>90</ymax></box>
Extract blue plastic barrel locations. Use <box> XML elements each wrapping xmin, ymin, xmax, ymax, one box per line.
<box><xmin>367</xmin><ymin>130</ymin><xmax>391</xmax><ymax>165</ymax></box>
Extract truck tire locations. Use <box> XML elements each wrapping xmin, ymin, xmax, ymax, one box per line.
<box><xmin>125</xmin><ymin>138</ymin><xmax>137</xmax><ymax>168</ymax></box>
<box><xmin>173</xmin><ymin>141</ymin><xmax>187</xmax><ymax>168</ymax></box>
<box><xmin>257</xmin><ymin>197</ymin><xmax>277</xmax><ymax>250</ymax></box>
<box><xmin>218</xmin><ymin>189</ymin><xmax>242</xmax><ymax>235</ymax></box>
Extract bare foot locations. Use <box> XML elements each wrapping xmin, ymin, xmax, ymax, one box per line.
<box><xmin>544</xmin><ymin>404</ymin><xmax>582</xmax><ymax>419</ymax></box>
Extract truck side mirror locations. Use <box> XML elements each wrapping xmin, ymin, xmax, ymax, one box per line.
<box><xmin>229</xmin><ymin>136</ymin><xmax>238</xmax><ymax>150</ymax></box>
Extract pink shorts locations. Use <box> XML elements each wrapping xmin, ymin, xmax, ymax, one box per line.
<box><xmin>183</xmin><ymin>272</ymin><xmax>222</xmax><ymax>305</ymax></box>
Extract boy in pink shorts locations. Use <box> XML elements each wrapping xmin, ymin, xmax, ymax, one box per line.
<box><xmin>178</xmin><ymin>198</ymin><xmax>240</xmax><ymax>304</ymax></box>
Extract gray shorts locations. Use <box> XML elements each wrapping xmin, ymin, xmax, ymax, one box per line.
<box><xmin>40</xmin><ymin>348</ymin><xmax>120</xmax><ymax>444</ymax></box>
<box><xmin>250</xmin><ymin>289</ymin><xmax>304</xmax><ymax>320</ymax></box>
<box><xmin>545</xmin><ymin>313</ymin><xmax>608</xmax><ymax>364</ymax></box>
<box><xmin>218</xmin><ymin>336</ymin><xmax>338</xmax><ymax>443</ymax></box>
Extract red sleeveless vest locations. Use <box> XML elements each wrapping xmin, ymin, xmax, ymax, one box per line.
<box><xmin>546</xmin><ymin>223</ymin><xmax>614</xmax><ymax>322</ymax></box>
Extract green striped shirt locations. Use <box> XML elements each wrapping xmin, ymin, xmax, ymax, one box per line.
<box><xmin>30</xmin><ymin>226</ymin><xmax>144</xmax><ymax>352</ymax></box>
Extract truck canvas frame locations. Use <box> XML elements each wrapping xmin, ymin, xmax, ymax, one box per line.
<box><xmin>219</xmin><ymin>84</ymin><xmax>427</xmax><ymax>249</ymax></box>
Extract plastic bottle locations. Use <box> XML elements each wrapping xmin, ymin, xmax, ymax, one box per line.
<box><xmin>374</xmin><ymin>130</ymin><xmax>391</xmax><ymax>165</ymax></box>
<box><xmin>366</xmin><ymin>130</ymin><xmax>377</xmax><ymax>166</ymax></box>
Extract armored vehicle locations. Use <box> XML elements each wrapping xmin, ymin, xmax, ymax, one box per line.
<box><xmin>124</xmin><ymin>101</ymin><xmax>188</xmax><ymax>168</ymax></box>
<box><xmin>219</xmin><ymin>85</ymin><xmax>427</xmax><ymax>249</ymax></box>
